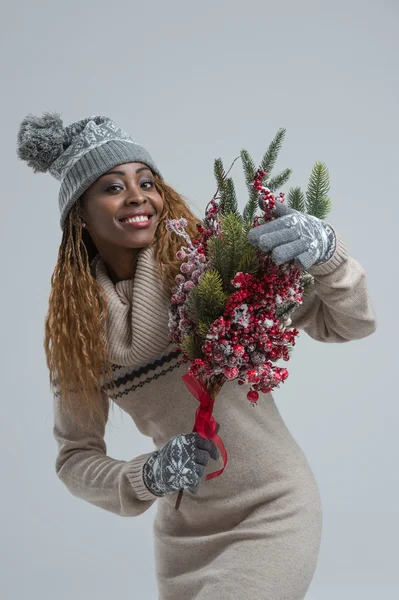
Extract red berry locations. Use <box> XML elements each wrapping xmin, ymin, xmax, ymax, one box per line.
<box><xmin>232</xmin><ymin>344</ymin><xmax>245</xmax><ymax>356</ymax></box>
<box><xmin>247</xmin><ymin>390</ymin><xmax>259</xmax><ymax>403</ymax></box>
<box><xmin>280</xmin><ymin>369</ymin><xmax>289</xmax><ymax>380</ymax></box>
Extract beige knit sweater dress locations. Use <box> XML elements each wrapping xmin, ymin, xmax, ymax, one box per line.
<box><xmin>52</xmin><ymin>226</ymin><xmax>377</xmax><ymax>600</ymax></box>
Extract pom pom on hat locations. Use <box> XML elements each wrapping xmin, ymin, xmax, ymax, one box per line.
<box><xmin>17</xmin><ymin>110</ymin><xmax>162</xmax><ymax>229</ymax></box>
<box><xmin>16</xmin><ymin>111</ymin><xmax>64</xmax><ymax>173</ymax></box>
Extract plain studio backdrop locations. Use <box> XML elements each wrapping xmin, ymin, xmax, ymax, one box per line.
<box><xmin>0</xmin><ymin>1</ymin><xmax>397</xmax><ymax>599</ymax></box>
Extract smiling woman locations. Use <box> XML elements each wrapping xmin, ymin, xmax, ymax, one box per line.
<box><xmin>79</xmin><ymin>162</ymin><xmax>165</xmax><ymax>283</ymax></box>
<box><xmin>16</xmin><ymin>113</ymin><xmax>201</xmax><ymax>425</ymax></box>
<box><xmin>16</xmin><ymin>111</ymin><xmax>377</xmax><ymax>600</ymax></box>
<box><xmin>49</xmin><ymin>175</ymin><xmax>199</xmax><ymax>426</ymax></box>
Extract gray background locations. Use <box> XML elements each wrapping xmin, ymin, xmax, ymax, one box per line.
<box><xmin>0</xmin><ymin>1</ymin><xmax>397</xmax><ymax>598</ymax></box>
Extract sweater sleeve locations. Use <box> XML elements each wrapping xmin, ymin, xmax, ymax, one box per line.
<box><xmin>289</xmin><ymin>226</ymin><xmax>377</xmax><ymax>343</ymax></box>
<box><xmin>52</xmin><ymin>387</ymin><xmax>159</xmax><ymax>517</ymax></box>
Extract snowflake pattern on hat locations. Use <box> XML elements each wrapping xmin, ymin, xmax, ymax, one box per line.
<box><xmin>49</xmin><ymin>118</ymin><xmax>139</xmax><ymax>181</ymax></box>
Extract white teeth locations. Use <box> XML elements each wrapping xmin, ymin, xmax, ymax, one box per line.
<box><xmin>121</xmin><ymin>215</ymin><xmax>150</xmax><ymax>223</ymax></box>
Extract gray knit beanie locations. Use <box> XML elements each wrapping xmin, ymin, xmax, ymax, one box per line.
<box><xmin>16</xmin><ymin>111</ymin><xmax>162</xmax><ymax>230</ymax></box>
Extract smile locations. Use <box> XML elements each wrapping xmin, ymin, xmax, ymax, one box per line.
<box><xmin>119</xmin><ymin>215</ymin><xmax>153</xmax><ymax>228</ymax></box>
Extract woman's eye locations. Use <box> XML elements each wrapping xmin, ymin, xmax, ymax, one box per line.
<box><xmin>107</xmin><ymin>185</ymin><xmax>123</xmax><ymax>192</ymax></box>
<box><xmin>105</xmin><ymin>181</ymin><xmax>153</xmax><ymax>192</ymax></box>
<box><xmin>142</xmin><ymin>180</ymin><xmax>154</xmax><ymax>189</ymax></box>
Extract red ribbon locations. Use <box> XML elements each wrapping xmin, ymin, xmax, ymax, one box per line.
<box><xmin>182</xmin><ymin>372</ymin><xmax>228</xmax><ymax>480</ymax></box>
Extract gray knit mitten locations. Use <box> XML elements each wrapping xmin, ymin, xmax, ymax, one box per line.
<box><xmin>248</xmin><ymin>199</ymin><xmax>336</xmax><ymax>270</ymax></box>
<box><xmin>142</xmin><ymin>432</ymin><xmax>220</xmax><ymax>497</ymax></box>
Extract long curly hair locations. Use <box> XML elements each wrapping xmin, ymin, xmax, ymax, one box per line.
<box><xmin>45</xmin><ymin>175</ymin><xmax>202</xmax><ymax>427</ymax></box>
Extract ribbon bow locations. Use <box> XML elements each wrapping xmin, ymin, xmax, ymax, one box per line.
<box><xmin>182</xmin><ymin>372</ymin><xmax>228</xmax><ymax>480</ymax></box>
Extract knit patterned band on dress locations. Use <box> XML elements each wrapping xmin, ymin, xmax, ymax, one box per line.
<box><xmin>16</xmin><ymin>112</ymin><xmax>162</xmax><ymax>230</ymax></box>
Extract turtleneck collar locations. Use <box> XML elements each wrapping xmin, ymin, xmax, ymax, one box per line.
<box><xmin>90</xmin><ymin>244</ymin><xmax>173</xmax><ymax>366</ymax></box>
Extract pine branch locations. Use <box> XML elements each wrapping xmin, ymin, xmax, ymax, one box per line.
<box><xmin>301</xmin><ymin>273</ymin><xmax>315</xmax><ymax>298</ymax></box>
<box><xmin>198</xmin><ymin>319</ymin><xmax>215</xmax><ymax>340</ymax></box>
<box><xmin>213</xmin><ymin>157</ymin><xmax>227</xmax><ymax>213</ymax></box>
<box><xmin>275</xmin><ymin>302</ymin><xmax>296</xmax><ymax>320</ymax></box>
<box><xmin>241</xmin><ymin>149</ymin><xmax>259</xmax><ymax>224</ymax></box>
<box><xmin>241</xmin><ymin>148</ymin><xmax>256</xmax><ymax>183</ymax></box>
<box><xmin>220</xmin><ymin>212</ymin><xmax>247</xmax><ymax>283</ymax></box>
<box><xmin>181</xmin><ymin>334</ymin><xmax>204</xmax><ymax>359</ymax></box>
<box><xmin>266</xmin><ymin>168</ymin><xmax>292</xmax><ymax>192</ymax></box>
<box><xmin>305</xmin><ymin>161</ymin><xmax>332</xmax><ymax>219</ymax></box>
<box><xmin>213</xmin><ymin>157</ymin><xmax>226</xmax><ymax>193</ymax></box>
<box><xmin>261</xmin><ymin>128</ymin><xmax>286</xmax><ymax>178</ymax></box>
<box><xmin>185</xmin><ymin>287</ymin><xmax>202</xmax><ymax>325</ymax></box>
<box><xmin>223</xmin><ymin>177</ymin><xmax>239</xmax><ymax>216</ymax></box>
<box><xmin>287</xmin><ymin>187</ymin><xmax>307</xmax><ymax>213</ymax></box>
<box><xmin>209</xmin><ymin>156</ymin><xmax>241</xmax><ymax>216</ymax></box>
<box><xmin>243</xmin><ymin>189</ymin><xmax>260</xmax><ymax>224</ymax></box>
<box><xmin>197</xmin><ymin>270</ymin><xmax>228</xmax><ymax>317</ymax></box>
<box><xmin>237</xmin><ymin>245</ymin><xmax>260</xmax><ymax>276</ymax></box>
<box><xmin>241</xmin><ymin>129</ymin><xmax>289</xmax><ymax>223</ymax></box>
<box><xmin>242</xmin><ymin>217</ymin><xmax>255</xmax><ymax>238</ymax></box>
<box><xmin>207</xmin><ymin>236</ymin><xmax>232</xmax><ymax>289</ymax></box>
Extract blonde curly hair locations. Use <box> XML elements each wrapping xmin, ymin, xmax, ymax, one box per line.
<box><xmin>45</xmin><ymin>175</ymin><xmax>202</xmax><ymax>427</ymax></box>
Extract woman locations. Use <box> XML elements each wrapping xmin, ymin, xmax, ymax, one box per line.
<box><xmin>17</xmin><ymin>112</ymin><xmax>377</xmax><ymax>599</ymax></box>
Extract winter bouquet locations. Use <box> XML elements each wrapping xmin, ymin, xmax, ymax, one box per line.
<box><xmin>166</xmin><ymin>129</ymin><xmax>332</xmax><ymax>509</ymax></box>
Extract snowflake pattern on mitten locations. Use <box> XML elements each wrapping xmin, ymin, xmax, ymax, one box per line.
<box><xmin>248</xmin><ymin>200</ymin><xmax>337</xmax><ymax>270</ymax></box>
<box><xmin>143</xmin><ymin>434</ymin><xmax>202</xmax><ymax>497</ymax></box>
<box><xmin>314</xmin><ymin>223</ymin><xmax>336</xmax><ymax>264</ymax></box>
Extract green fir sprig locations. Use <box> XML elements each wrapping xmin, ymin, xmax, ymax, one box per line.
<box><xmin>180</xmin><ymin>129</ymin><xmax>333</xmax><ymax>360</ymax></box>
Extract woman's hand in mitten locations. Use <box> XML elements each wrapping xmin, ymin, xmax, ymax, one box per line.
<box><xmin>247</xmin><ymin>199</ymin><xmax>336</xmax><ymax>269</ymax></box>
<box><xmin>142</xmin><ymin>432</ymin><xmax>220</xmax><ymax>497</ymax></box>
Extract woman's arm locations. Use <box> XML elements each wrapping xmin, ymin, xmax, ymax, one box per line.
<box><xmin>53</xmin><ymin>388</ymin><xmax>158</xmax><ymax>517</ymax></box>
<box><xmin>289</xmin><ymin>226</ymin><xmax>377</xmax><ymax>343</ymax></box>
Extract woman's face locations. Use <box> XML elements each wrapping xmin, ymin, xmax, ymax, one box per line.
<box><xmin>80</xmin><ymin>162</ymin><xmax>164</xmax><ymax>253</ymax></box>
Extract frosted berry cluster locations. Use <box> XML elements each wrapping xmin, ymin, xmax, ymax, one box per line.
<box><xmin>166</xmin><ymin>170</ymin><xmax>305</xmax><ymax>405</ymax></box>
